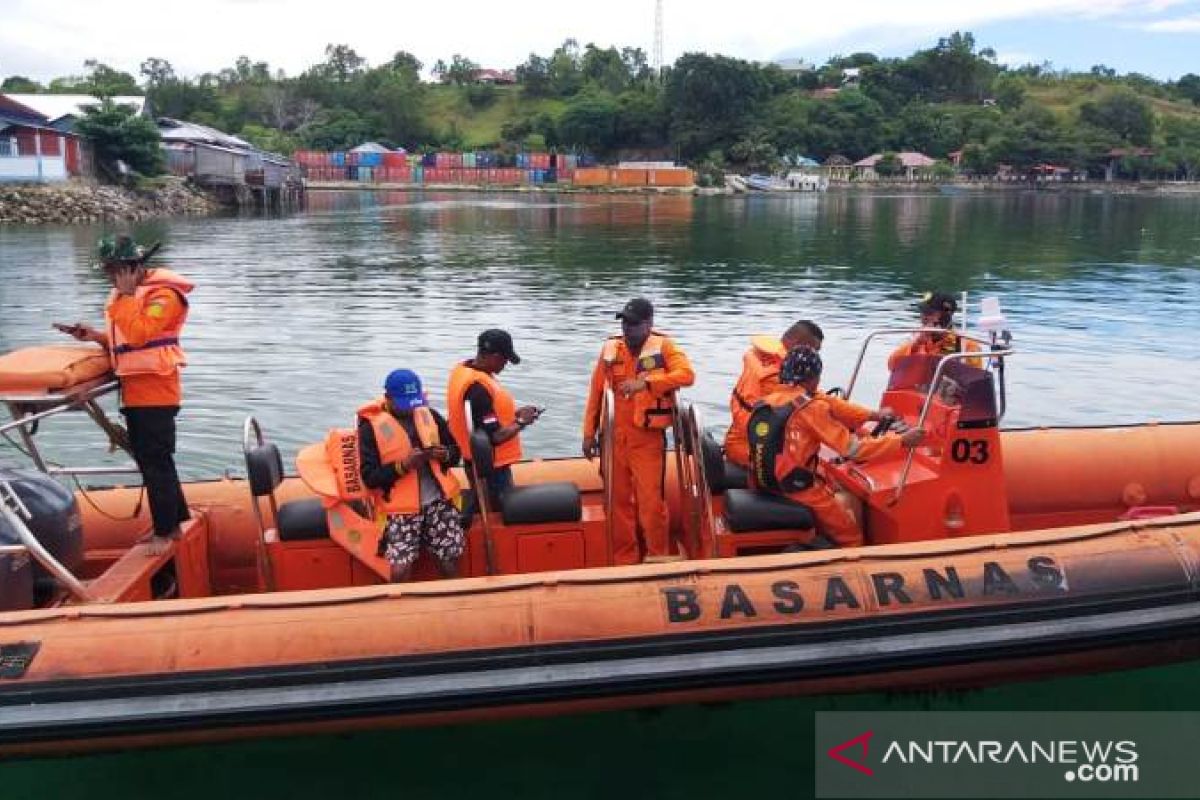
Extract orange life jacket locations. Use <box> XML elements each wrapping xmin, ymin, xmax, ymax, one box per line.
<box><xmin>726</xmin><ymin>336</ymin><xmax>786</xmax><ymax>460</ymax></box>
<box><xmin>446</xmin><ymin>362</ymin><xmax>522</xmax><ymax>468</ymax></box>
<box><xmin>357</xmin><ymin>399</ymin><xmax>460</xmax><ymax>515</ymax></box>
<box><xmin>105</xmin><ymin>268</ymin><xmax>194</xmax><ymax>378</ymax></box>
<box><xmin>747</xmin><ymin>389</ymin><xmax>817</xmax><ymax>494</ymax></box>
<box><xmin>601</xmin><ymin>333</ymin><xmax>676</xmax><ymax>431</ymax></box>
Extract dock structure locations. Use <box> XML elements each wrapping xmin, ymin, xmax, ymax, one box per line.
<box><xmin>158</xmin><ymin>118</ymin><xmax>303</xmax><ymax>210</ymax></box>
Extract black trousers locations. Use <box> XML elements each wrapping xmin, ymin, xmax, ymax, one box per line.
<box><xmin>122</xmin><ymin>406</ymin><xmax>191</xmax><ymax>536</ymax></box>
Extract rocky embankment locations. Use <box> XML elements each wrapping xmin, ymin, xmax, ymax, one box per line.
<box><xmin>0</xmin><ymin>179</ymin><xmax>219</xmax><ymax>225</ymax></box>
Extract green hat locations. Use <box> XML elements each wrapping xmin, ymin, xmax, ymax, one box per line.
<box><xmin>95</xmin><ymin>234</ymin><xmax>155</xmax><ymax>268</ymax></box>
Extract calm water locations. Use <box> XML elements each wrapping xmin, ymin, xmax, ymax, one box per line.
<box><xmin>1</xmin><ymin>189</ymin><xmax>1199</xmax><ymax>478</ymax></box>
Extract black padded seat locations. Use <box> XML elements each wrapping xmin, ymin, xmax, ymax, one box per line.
<box><xmin>276</xmin><ymin>498</ymin><xmax>330</xmax><ymax>541</ymax></box>
<box><xmin>502</xmin><ymin>482</ymin><xmax>582</xmax><ymax>525</ymax></box>
<box><xmin>700</xmin><ymin>431</ymin><xmax>749</xmax><ymax>494</ymax></box>
<box><xmin>724</xmin><ymin>488</ymin><xmax>814</xmax><ymax>533</ymax></box>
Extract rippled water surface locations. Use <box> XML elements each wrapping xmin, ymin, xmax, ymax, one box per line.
<box><xmin>1</xmin><ymin>190</ymin><xmax>1198</xmax><ymax>478</ymax></box>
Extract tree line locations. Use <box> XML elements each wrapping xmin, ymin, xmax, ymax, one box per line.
<box><xmin>5</xmin><ymin>32</ymin><xmax>1200</xmax><ymax>180</ymax></box>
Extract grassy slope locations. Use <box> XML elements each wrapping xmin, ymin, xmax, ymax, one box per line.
<box><xmin>425</xmin><ymin>85</ymin><xmax>566</xmax><ymax>147</ymax></box>
<box><xmin>1023</xmin><ymin>80</ymin><xmax>1200</xmax><ymax>122</ymax></box>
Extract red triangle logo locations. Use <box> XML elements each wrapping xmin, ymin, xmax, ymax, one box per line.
<box><xmin>827</xmin><ymin>730</ymin><xmax>874</xmax><ymax>776</ymax></box>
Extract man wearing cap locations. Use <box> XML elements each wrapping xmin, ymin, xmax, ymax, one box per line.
<box><xmin>725</xmin><ymin>319</ymin><xmax>825</xmax><ymax>469</ymax></box>
<box><xmin>752</xmin><ymin>346</ymin><xmax>925</xmax><ymax>548</ymax></box>
<box><xmin>888</xmin><ymin>291</ymin><xmax>982</xmax><ymax>370</ymax></box>
<box><xmin>55</xmin><ymin>234</ymin><xmax>194</xmax><ymax>555</ymax></box>
<box><xmin>583</xmin><ymin>298</ymin><xmax>695</xmax><ymax>565</ymax></box>
<box><xmin>358</xmin><ymin>369</ymin><xmax>464</xmax><ymax>583</ymax></box>
<box><xmin>447</xmin><ymin>329</ymin><xmax>541</xmax><ymax>510</ymax></box>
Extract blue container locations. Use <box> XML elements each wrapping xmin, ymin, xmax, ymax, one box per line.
<box><xmin>360</xmin><ymin>152</ymin><xmax>382</xmax><ymax>167</ymax></box>
<box><xmin>412</xmin><ymin>165</ymin><xmax>424</xmax><ymax>183</ymax></box>
<box><xmin>359</xmin><ymin>166</ymin><xmax>373</xmax><ymax>182</ymax></box>
<box><xmin>517</xmin><ymin>153</ymin><xmax>528</xmax><ymax>169</ymax></box>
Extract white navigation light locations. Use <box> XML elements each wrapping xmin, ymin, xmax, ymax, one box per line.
<box><xmin>977</xmin><ymin>296</ymin><xmax>1007</xmax><ymax>332</ymax></box>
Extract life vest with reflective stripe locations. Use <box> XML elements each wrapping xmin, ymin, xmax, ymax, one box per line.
<box><xmin>748</xmin><ymin>390</ymin><xmax>817</xmax><ymax>494</ymax></box>
<box><xmin>357</xmin><ymin>399</ymin><xmax>460</xmax><ymax>515</ymax></box>
<box><xmin>105</xmin><ymin>268</ymin><xmax>193</xmax><ymax>378</ymax></box>
<box><xmin>446</xmin><ymin>362</ymin><xmax>522</xmax><ymax>468</ymax></box>
<box><xmin>601</xmin><ymin>333</ymin><xmax>676</xmax><ymax>431</ymax></box>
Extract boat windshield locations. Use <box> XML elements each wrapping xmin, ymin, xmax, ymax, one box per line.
<box><xmin>887</xmin><ymin>354</ymin><xmax>999</xmax><ymax>427</ymax></box>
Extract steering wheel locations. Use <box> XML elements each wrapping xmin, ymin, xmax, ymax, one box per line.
<box><xmin>869</xmin><ymin>416</ymin><xmax>897</xmax><ymax>438</ymax></box>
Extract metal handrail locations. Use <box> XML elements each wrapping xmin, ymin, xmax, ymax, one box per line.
<box><xmin>241</xmin><ymin>415</ymin><xmax>277</xmax><ymax>591</ymax></box>
<box><xmin>843</xmin><ymin>328</ymin><xmax>997</xmax><ymax>402</ymax></box>
<box><xmin>676</xmin><ymin>402</ymin><xmax>717</xmax><ymax>557</ymax></box>
<box><xmin>464</xmin><ymin>399</ymin><xmax>496</xmax><ymax>575</ymax></box>
<box><xmin>600</xmin><ymin>386</ymin><xmax>616</xmax><ymax>566</ymax></box>
<box><xmin>1</xmin><ymin>481</ymin><xmax>92</xmax><ymax>601</ymax></box>
<box><xmin>889</xmin><ymin>347</ymin><xmax>1016</xmax><ymax>505</ymax></box>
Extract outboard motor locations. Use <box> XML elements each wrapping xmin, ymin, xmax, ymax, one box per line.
<box><xmin>0</xmin><ymin>468</ymin><xmax>83</xmax><ymax>609</ymax></box>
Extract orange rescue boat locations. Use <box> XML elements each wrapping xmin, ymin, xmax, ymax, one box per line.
<box><xmin>0</xmin><ymin>330</ymin><xmax>1198</xmax><ymax>757</ymax></box>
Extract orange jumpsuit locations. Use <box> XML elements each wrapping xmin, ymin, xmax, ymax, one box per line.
<box><xmin>725</xmin><ymin>336</ymin><xmax>785</xmax><ymax>468</ymax></box>
<box><xmin>759</xmin><ymin>387</ymin><xmax>904</xmax><ymax>547</ymax></box>
<box><xmin>584</xmin><ymin>334</ymin><xmax>695</xmax><ymax>565</ymax></box>
<box><xmin>888</xmin><ymin>332</ymin><xmax>982</xmax><ymax>371</ymax></box>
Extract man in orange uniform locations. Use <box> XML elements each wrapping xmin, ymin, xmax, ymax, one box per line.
<box><xmin>582</xmin><ymin>298</ymin><xmax>695</xmax><ymax>565</ymax></box>
<box><xmin>725</xmin><ymin>319</ymin><xmax>825</xmax><ymax>468</ymax></box>
<box><xmin>447</xmin><ymin>329</ymin><xmax>541</xmax><ymax>510</ymax></box>
<box><xmin>888</xmin><ymin>291</ymin><xmax>982</xmax><ymax>370</ymax></box>
<box><xmin>752</xmin><ymin>346</ymin><xmax>924</xmax><ymax>548</ymax></box>
<box><xmin>56</xmin><ymin>235</ymin><xmax>194</xmax><ymax>554</ymax></box>
<box><xmin>359</xmin><ymin>369</ymin><xmax>463</xmax><ymax>583</ymax></box>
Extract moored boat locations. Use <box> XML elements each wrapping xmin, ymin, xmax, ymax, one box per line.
<box><xmin>0</xmin><ymin>326</ymin><xmax>1198</xmax><ymax>757</ymax></box>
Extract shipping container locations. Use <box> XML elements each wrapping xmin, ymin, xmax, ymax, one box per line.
<box><xmin>613</xmin><ymin>168</ymin><xmax>648</xmax><ymax>187</ymax></box>
<box><xmin>647</xmin><ymin>168</ymin><xmax>695</xmax><ymax>187</ymax></box>
<box><xmin>573</xmin><ymin>167</ymin><xmax>610</xmax><ymax>187</ymax></box>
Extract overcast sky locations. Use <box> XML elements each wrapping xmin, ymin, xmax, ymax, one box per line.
<box><xmin>2</xmin><ymin>0</ymin><xmax>1198</xmax><ymax>84</ymax></box>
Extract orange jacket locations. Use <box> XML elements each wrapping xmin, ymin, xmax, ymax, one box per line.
<box><xmin>725</xmin><ymin>336</ymin><xmax>786</xmax><ymax>462</ymax></box>
<box><xmin>888</xmin><ymin>332</ymin><xmax>982</xmax><ymax>370</ymax></box>
<box><xmin>758</xmin><ymin>386</ymin><xmax>904</xmax><ymax>489</ymax></box>
<box><xmin>357</xmin><ymin>399</ymin><xmax>460</xmax><ymax>515</ymax></box>
<box><xmin>446</xmin><ymin>362</ymin><xmax>522</xmax><ymax>468</ymax></box>
<box><xmin>105</xmin><ymin>267</ymin><xmax>193</xmax><ymax>408</ymax></box>
<box><xmin>584</xmin><ymin>333</ymin><xmax>694</xmax><ymax>439</ymax></box>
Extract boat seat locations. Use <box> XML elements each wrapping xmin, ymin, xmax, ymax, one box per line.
<box><xmin>245</xmin><ymin>440</ymin><xmax>330</xmax><ymax>541</ymax></box>
<box><xmin>502</xmin><ymin>482</ymin><xmax>582</xmax><ymax>525</ymax></box>
<box><xmin>723</xmin><ymin>488</ymin><xmax>814</xmax><ymax>533</ymax></box>
<box><xmin>470</xmin><ymin>428</ymin><xmax>583</xmax><ymax>526</ymax></box>
<box><xmin>275</xmin><ymin>498</ymin><xmax>330</xmax><ymax>541</ymax></box>
<box><xmin>701</xmin><ymin>431</ymin><xmax>749</xmax><ymax>494</ymax></box>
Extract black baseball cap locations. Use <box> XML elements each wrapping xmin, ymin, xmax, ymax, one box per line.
<box><xmin>615</xmin><ymin>297</ymin><xmax>654</xmax><ymax>324</ymax></box>
<box><xmin>917</xmin><ymin>292</ymin><xmax>958</xmax><ymax>316</ymax></box>
<box><xmin>478</xmin><ymin>329</ymin><xmax>521</xmax><ymax>364</ymax></box>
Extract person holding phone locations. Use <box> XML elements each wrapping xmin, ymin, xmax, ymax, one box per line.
<box><xmin>55</xmin><ymin>234</ymin><xmax>194</xmax><ymax>555</ymax></box>
<box><xmin>358</xmin><ymin>369</ymin><xmax>463</xmax><ymax>582</ymax></box>
<box><xmin>447</xmin><ymin>329</ymin><xmax>540</xmax><ymax>511</ymax></box>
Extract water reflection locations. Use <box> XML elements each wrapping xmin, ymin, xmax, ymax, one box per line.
<box><xmin>1</xmin><ymin>190</ymin><xmax>1197</xmax><ymax>479</ymax></box>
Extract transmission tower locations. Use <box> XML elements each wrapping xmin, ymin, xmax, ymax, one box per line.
<box><xmin>653</xmin><ymin>0</ymin><xmax>664</xmax><ymax>76</ymax></box>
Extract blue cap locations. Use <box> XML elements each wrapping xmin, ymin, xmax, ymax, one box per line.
<box><xmin>384</xmin><ymin>369</ymin><xmax>426</xmax><ymax>411</ymax></box>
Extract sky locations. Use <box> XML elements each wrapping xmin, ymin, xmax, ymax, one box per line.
<box><xmin>1</xmin><ymin>0</ymin><xmax>1198</xmax><ymax>84</ymax></box>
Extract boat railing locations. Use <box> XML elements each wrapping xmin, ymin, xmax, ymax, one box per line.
<box><xmin>890</xmin><ymin>347</ymin><xmax>1017</xmax><ymax>506</ymax></box>
<box><xmin>600</xmin><ymin>386</ymin><xmax>616</xmax><ymax>566</ymax></box>
<box><xmin>843</xmin><ymin>328</ymin><xmax>1001</xmax><ymax>403</ymax></box>
<box><xmin>0</xmin><ymin>479</ymin><xmax>92</xmax><ymax>601</ymax></box>
<box><xmin>0</xmin><ymin>378</ymin><xmax>139</xmax><ymax>477</ymax></box>
<box><xmin>463</xmin><ymin>399</ymin><xmax>497</xmax><ymax>575</ymax></box>
<box><xmin>672</xmin><ymin>401</ymin><xmax>717</xmax><ymax>557</ymax></box>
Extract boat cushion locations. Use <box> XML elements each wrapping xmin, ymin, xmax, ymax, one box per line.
<box><xmin>700</xmin><ymin>432</ymin><xmax>749</xmax><ymax>494</ymax></box>
<box><xmin>502</xmin><ymin>482</ymin><xmax>582</xmax><ymax>526</ymax></box>
<box><xmin>724</xmin><ymin>488</ymin><xmax>814</xmax><ymax>533</ymax></box>
<box><xmin>277</xmin><ymin>498</ymin><xmax>331</xmax><ymax>541</ymax></box>
<box><xmin>246</xmin><ymin>442</ymin><xmax>285</xmax><ymax>497</ymax></box>
<box><xmin>0</xmin><ymin>345</ymin><xmax>113</xmax><ymax>396</ymax></box>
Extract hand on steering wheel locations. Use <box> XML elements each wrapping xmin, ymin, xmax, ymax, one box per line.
<box><xmin>869</xmin><ymin>416</ymin><xmax>896</xmax><ymax>438</ymax></box>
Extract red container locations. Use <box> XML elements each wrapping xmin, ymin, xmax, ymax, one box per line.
<box><xmin>382</xmin><ymin>152</ymin><xmax>405</xmax><ymax>168</ymax></box>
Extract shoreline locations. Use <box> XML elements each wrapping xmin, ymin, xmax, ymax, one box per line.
<box><xmin>304</xmin><ymin>179</ymin><xmax>1200</xmax><ymax>197</ymax></box>
<box><xmin>0</xmin><ymin>179</ymin><xmax>220</xmax><ymax>226</ymax></box>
